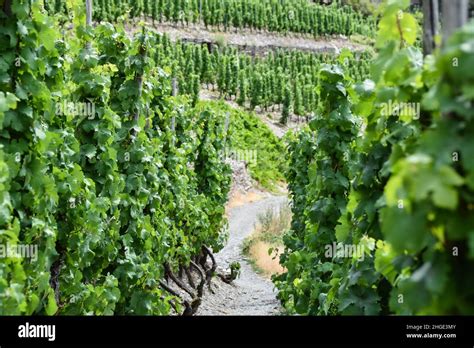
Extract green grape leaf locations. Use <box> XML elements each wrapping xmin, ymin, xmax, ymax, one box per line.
<box><xmin>381</xmin><ymin>206</ymin><xmax>431</xmax><ymax>253</ymax></box>
<box><xmin>45</xmin><ymin>289</ymin><xmax>58</xmax><ymax>316</ymax></box>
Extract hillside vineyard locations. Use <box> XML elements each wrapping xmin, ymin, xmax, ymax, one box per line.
<box><xmin>0</xmin><ymin>0</ymin><xmax>473</xmax><ymax>317</ymax></box>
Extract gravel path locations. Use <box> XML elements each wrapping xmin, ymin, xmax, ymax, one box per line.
<box><xmin>196</xmin><ymin>194</ymin><xmax>288</xmax><ymax>315</ymax></box>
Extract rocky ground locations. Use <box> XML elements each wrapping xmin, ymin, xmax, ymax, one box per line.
<box><xmin>196</xmin><ymin>194</ymin><xmax>287</xmax><ymax>315</ymax></box>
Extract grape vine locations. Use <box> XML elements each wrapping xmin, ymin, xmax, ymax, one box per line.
<box><xmin>275</xmin><ymin>0</ymin><xmax>474</xmax><ymax>315</ymax></box>
<box><xmin>0</xmin><ymin>0</ymin><xmax>232</xmax><ymax>315</ymax></box>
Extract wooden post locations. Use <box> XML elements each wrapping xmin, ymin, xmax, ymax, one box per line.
<box><xmin>441</xmin><ymin>0</ymin><xmax>468</xmax><ymax>44</ymax></box>
<box><xmin>171</xmin><ymin>114</ymin><xmax>175</xmax><ymax>133</ymax></box>
<box><xmin>199</xmin><ymin>0</ymin><xmax>202</xmax><ymax>23</ymax></box>
<box><xmin>422</xmin><ymin>0</ymin><xmax>439</xmax><ymax>55</ymax></box>
<box><xmin>222</xmin><ymin>112</ymin><xmax>230</xmax><ymax>158</ymax></box>
<box><xmin>224</xmin><ymin>112</ymin><xmax>230</xmax><ymax>132</ymax></box>
<box><xmin>171</xmin><ymin>77</ymin><xmax>177</xmax><ymax>135</ymax></box>
<box><xmin>3</xmin><ymin>0</ymin><xmax>12</xmax><ymax>16</ymax></box>
<box><xmin>224</xmin><ymin>112</ymin><xmax>230</xmax><ymax>142</ymax></box>
<box><xmin>85</xmin><ymin>0</ymin><xmax>93</xmax><ymax>50</ymax></box>
<box><xmin>172</xmin><ymin>77</ymin><xmax>178</xmax><ymax>97</ymax></box>
<box><xmin>85</xmin><ymin>0</ymin><xmax>93</xmax><ymax>27</ymax></box>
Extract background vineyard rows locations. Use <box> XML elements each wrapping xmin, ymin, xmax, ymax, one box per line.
<box><xmin>46</xmin><ymin>0</ymin><xmax>377</xmax><ymax>38</ymax></box>
<box><xmin>48</xmin><ymin>0</ymin><xmax>374</xmax><ymax>123</ymax></box>
<box><xmin>152</xmin><ymin>35</ymin><xmax>371</xmax><ymax>123</ymax></box>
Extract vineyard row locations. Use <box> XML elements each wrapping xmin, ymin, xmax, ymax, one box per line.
<box><xmin>46</xmin><ymin>0</ymin><xmax>377</xmax><ymax>38</ymax></box>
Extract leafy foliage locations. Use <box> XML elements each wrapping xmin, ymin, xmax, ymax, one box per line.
<box><xmin>275</xmin><ymin>0</ymin><xmax>474</xmax><ymax>315</ymax></box>
<box><xmin>380</xmin><ymin>21</ymin><xmax>474</xmax><ymax>315</ymax></box>
<box><xmin>0</xmin><ymin>1</ymin><xmax>231</xmax><ymax>315</ymax></box>
<box><xmin>194</xmin><ymin>100</ymin><xmax>286</xmax><ymax>191</ymax></box>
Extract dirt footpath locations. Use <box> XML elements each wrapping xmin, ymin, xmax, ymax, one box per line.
<box><xmin>196</xmin><ymin>194</ymin><xmax>287</xmax><ymax>315</ymax></box>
